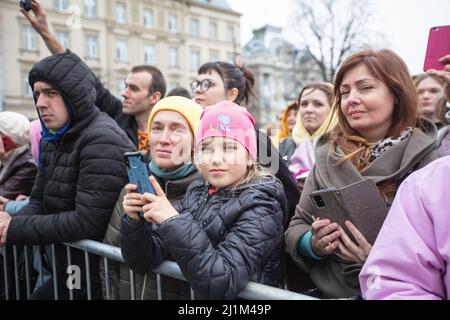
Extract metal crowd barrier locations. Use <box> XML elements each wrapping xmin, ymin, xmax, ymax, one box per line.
<box><xmin>1</xmin><ymin>240</ymin><xmax>318</xmax><ymax>300</ymax></box>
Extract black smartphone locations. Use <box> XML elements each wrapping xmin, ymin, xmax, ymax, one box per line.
<box><xmin>20</xmin><ymin>0</ymin><xmax>32</xmax><ymax>11</ymax></box>
<box><xmin>124</xmin><ymin>152</ymin><xmax>155</xmax><ymax>219</ymax></box>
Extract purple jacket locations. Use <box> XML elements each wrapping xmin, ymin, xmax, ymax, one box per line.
<box><xmin>360</xmin><ymin>156</ymin><xmax>450</xmax><ymax>300</ymax></box>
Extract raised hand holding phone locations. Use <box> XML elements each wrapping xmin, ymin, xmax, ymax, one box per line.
<box><xmin>141</xmin><ymin>176</ymin><xmax>179</xmax><ymax>225</ymax></box>
<box><xmin>423</xmin><ymin>25</ymin><xmax>450</xmax><ymax>72</ymax></box>
<box><xmin>124</xmin><ymin>152</ymin><xmax>155</xmax><ymax>220</ymax></box>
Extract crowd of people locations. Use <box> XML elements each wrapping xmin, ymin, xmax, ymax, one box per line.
<box><xmin>0</xmin><ymin>0</ymin><xmax>450</xmax><ymax>300</ymax></box>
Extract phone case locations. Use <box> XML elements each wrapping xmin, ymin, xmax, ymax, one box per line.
<box><xmin>309</xmin><ymin>179</ymin><xmax>388</xmax><ymax>244</ymax></box>
<box><xmin>124</xmin><ymin>152</ymin><xmax>155</xmax><ymax>195</ymax></box>
<box><xmin>423</xmin><ymin>25</ymin><xmax>450</xmax><ymax>72</ymax></box>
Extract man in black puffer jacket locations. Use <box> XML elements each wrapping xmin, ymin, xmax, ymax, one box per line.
<box><xmin>0</xmin><ymin>50</ymin><xmax>135</xmax><ymax>299</ymax></box>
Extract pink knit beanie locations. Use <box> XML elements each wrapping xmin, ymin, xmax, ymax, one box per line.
<box><xmin>196</xmin><ymin>101</ymin><xmax>257</xmax><ymax>159</ymax></box>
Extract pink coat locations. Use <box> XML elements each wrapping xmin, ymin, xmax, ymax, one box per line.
<box><xmin>360</xmin><ymin>156</ymin><xmax>450</xmax><ymax>300</ymax></box>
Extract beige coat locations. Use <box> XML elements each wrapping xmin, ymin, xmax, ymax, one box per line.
<box><xmin>285</xmin><ymin>120</ymin><xmax>440</xmax><ymax>298</ymax></box>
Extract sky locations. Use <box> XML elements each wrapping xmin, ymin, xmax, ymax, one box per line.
<box><xmin>227</xmin><ymin>0</ymin><xmax>450</xmax><ymax>75</ymax></box>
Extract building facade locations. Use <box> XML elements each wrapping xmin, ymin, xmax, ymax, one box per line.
<box><xmin>0</xmin><ymin>0</ymin><xmax>240</xmax><ymax>118</ymax></box>
<box><xmin>243</xmin><ymin>25</ymin><xmax>321</xmax><ymax>127</ymax></box>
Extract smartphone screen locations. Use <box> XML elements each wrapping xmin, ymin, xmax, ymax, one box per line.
<box><xmin>423</xmin><ymin>25</ymin><xmax>450</xmax><ymax>72</ymax></box>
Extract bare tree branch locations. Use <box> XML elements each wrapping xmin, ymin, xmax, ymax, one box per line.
<box><xmin>291</xmin><ymin>0</ymin><xmax>375</xmax><ymax>81</ymax></box>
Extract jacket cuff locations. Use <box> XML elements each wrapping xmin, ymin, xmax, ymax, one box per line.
<box><xmin>298</xmin><ymin>231</ymin><xmax>326</xmax><ymax>261</ymax></box>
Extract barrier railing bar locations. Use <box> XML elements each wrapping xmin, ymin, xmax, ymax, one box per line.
<box><xmin>65</xmin><ymin>240</ymin><xmax>317</xmax><ymax>300</ymax></box>
<box><xmin>13</xmin><ymin>246</ymin><xmax>20</xmax><ymax>300</ymax></box>
<box><xmin>23</xmin><ymin>246</ymin><xmax>31</xmax><ymax>298</ymax></box>
<box><xmin>50</xmin><ymin>244</ymin><xmax>58</xmax><ymax>300</ymax></box>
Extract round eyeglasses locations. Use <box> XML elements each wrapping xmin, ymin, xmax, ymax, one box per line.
<box><xmin>190</xmin><ymin>79</ymin><xmax>214</xmax><ymax>93</ymax></box>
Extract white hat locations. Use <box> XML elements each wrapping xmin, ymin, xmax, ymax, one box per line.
<box><xmin>0</xmin><ymin>112</ymin><xmax>30</xmax><ymax>147</ymax></box>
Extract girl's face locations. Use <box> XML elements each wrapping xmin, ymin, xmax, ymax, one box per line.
<box><xmin>149</xmin><ymin>111</ymin><xmax>194</xmax><ymax>169</ymax></box>
<box><xmin>339</xmin><ymin>63</ymin><xmax>396</xmax><ymax>142</ymax></box>
<box><xmin>299</xmin><ymin>89</ymin><xmax>331</xmax><ymax>135</ymax></box>
<box><xmin>192</xmin><ymin>70</ymin><xmax>234</xmax><ymax>108</ymax></box>
<box><xmin>196</xmin><ymin>137</ymin><xmax>252</xmax><ymax>189</ymax></box>
<box><xmin>416</xmin><ymin>77</ymin><xmax>444</xmax><ymax>119</ymax></box>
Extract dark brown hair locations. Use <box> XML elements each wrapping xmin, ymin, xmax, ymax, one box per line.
<box><xmin>198</xmin><ymin>61</ymin><xmax>255</xmax><ymax>106</ymax></box>
<box><xmin>131</xmin><ymin>65</ymin><xmax>167</xmax><ymax>97</ymax></box>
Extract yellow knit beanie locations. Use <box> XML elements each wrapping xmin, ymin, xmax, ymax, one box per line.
<box><xmin>148</xmin><ymin>96</ymin><xmax>203</xmax><ymax>136</ymax></box>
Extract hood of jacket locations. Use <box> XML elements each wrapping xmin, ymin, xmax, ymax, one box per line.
<box><xmin>28</xmin><ymin>50</ymin><xmax>99</xmax><ymax>142</ymax></box>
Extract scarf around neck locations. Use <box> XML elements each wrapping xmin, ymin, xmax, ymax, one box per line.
<box><xmin>149</xmin><ymin>160</ymin><xmax>197</xmax><ymax>180</ymax></box>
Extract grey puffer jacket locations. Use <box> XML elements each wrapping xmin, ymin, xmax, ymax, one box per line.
<box><xmin>120</xmin><ymin>176</ymin><xmax>287</xmax><ymax>300</ymax></box>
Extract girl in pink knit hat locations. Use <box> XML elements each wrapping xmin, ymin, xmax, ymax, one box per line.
<box><xmin>120</xmin><ymin>100</ymin><xmax>287</xmax><ymax>299</ymax></box>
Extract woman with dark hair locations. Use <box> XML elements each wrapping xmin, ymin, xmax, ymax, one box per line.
<box><xmin>285</xmin><ymin>49</ymin><xmax>440</xmax><ymax>299</ymax></box>
<box><xmin>191</xmin><ymin>61</ymin><xmax>300</xmax><ymax>224</ymax></box>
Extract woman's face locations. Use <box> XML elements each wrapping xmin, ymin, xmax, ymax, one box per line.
<box><xmin>299</xmin><ymin>89</ymin><xmax>331</xmax><ymax>135</ymax></box>
<box><xmin>416</xmin><ymin>77</ymin><xmax>444</xmax><ymax>119</ymax></box>
<box><xmin>339</xmin><ymin>63</ymin><xmax>396</xmax><ymax>142</ymax></box>
<box><xmin>149</xmin><ymin>111</ymin><xmax>194</xmax><ymax>169</ymax></box>
<box><xmin>192</xmin><ymin>70</ymin><xmax>233</xmax><ymax>108</ymax></box>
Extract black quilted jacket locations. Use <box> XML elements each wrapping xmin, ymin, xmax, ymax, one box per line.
<box><xmin>120</xmin><ymin>176</ymin><xmax>287</xmax><ymax>300</ymax></box>
<box><xmin>6</xmin><ymin>50</ymin><xmax>135</xmax><ymax>298</ymax></box>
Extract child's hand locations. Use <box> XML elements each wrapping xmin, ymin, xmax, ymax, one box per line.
<box><xmin>142</xmin><ymin>176</ymin><xmax>179</xmax><ymax>225</ymax></box>
<box><xmin>123</xmin><ymin>183</ymin><xmax>146</xmax><ymax>222</ymax></box>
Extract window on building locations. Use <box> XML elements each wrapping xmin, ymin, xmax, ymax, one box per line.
<box><xmin>168</xmin><ymin>14</ymin><xmax>178</xmax><ymax>33</ymax></box>
<box><xmin>227</xmin><ymin>25</ymin><xmax>235</xmax><ymax>43</ymax></box>
<box><xmin>143</xmin><ymin>8</ymin><xmax>154</xmax><ymax>28</ymax></box>
<box><xmin>209</xmin><ymin>50</ymin><xmax>219</xmax><ymax>61</ymax></box>
<box><xmin>144</xmin><ymin>45</ymin><xmax>155</xmax><ymax>65</ymax></box>
<box><xmin>191</xmin><ymin>49</ymin><xmax>200</xmax><ymax>71</ymax></box>
<box><xmin>56</xmin><ymin>30</ymin><xmax>70</xmax><ymax>49</ymax></box>
<box><xmin>55</xmin><ymin>0</ymin><xmax>69</xmax><ymax>12</ymax></box>
<box><xmin>169</xmin><ymin>47</ymin><xmax>179</xmax><ymax>67</ymax></box>
<box><xmin>209</xmin><ymin>23</ymin><xmax>217</xmax><ymax>40</ymax></box>
<box><xmin>85</xmin><ymin>34</ymin><xmax>98</xmax><ymax>58</ymax></box>
<box><xmin>84</xmin><ymin>0</ymin><xmax>96</xmax><ymax>18</ymax></box>
<box><xmin>23</xmin><ymin>71</ymin><xmax>32</xmax><ymax>97</ymax></box>
<box><xmin>116</xmin><ymin>39</ymin><xmax>128</xmax><ymax>62</ymax></box>
<box><xmin>21</xmin><ymin>25</ymin><xmax>37</xmax><ymax>51</ymax></box>
<box><xmin>191</xmin><ymin>19</ymin><xmax>200</xmax><ymax>37</ymax></box>
<box><xmin>115</xmin><ymin>2</ymin><xmax>127</xmax><ymax>24</ymax></box>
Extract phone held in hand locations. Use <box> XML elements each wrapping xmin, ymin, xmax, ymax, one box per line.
<box><xmin>2</xmin><ymin>135</ymin><xmax>17</xmax><ymax>153</ymax></box>
<box><xmin>20</xmin><ymin>0</ymin><xmax>33</xmax><ymax>11</ymax></box>
<box><xmin>309</xmin><ymin>179</ymin><xmax>388</xmax><ymax>244</ymax></box>
<box><xmin>423</xmin><ymin>25</ymin><xmax>450</xmax><ymax>72</ymax></box>
<box><xmin>124</xmin><ymin>151</ymin><xmax>155</xmax><ymax>219</ymax></box>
